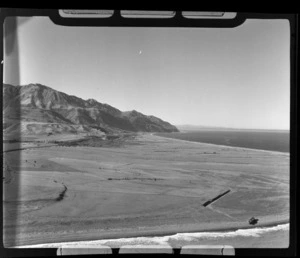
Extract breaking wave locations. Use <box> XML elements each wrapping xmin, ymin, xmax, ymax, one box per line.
<box><xmin>17</xmin><ymin>223</ymin><xmax>289</xmax><ymax>248</ymax></box>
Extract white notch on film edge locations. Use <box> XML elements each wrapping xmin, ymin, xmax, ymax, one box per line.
<box><xmin>182</xmin><ymin>12</ymin><xmax>237</xmax><ymax>19</ymax></box>
<box><xmin>59</xmin><ymin>10</ymin><xmax>114</xmax><ymax>18</ymax></box>
<box><xmin>59</xmin><ymin>10</ymin><xmax>236</xmax><ymax>19</ymax></box>
<box><xmin>120</xmin><ymin>10</ymin><xmax>175</xmax><ymax>18</ymax></box>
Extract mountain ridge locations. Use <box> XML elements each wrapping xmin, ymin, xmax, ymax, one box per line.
<box><xmin>3</xmin><ymin>83</ymin><xmax>179</xmax><ymax>135</ymax></box>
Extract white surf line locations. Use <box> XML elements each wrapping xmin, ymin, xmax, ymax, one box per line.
<box><xmin>152</xmin><ymin>134</ymin><xmax>289</xmax><ymax>155</ymax></box>
<box><xmin>13</xmin><ymin>223</ymin><xmax>289</xmax><ymax>248</ymax></box>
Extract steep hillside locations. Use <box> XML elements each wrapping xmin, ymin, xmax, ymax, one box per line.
<box><xmin>3</xmin><ymin>83</ymin><xmax>179</xmax><ymax>135</ymax></box>
<box><xmin>122</xmin><ymin>110</ymin><xmax>178</xmax><ymax>133</ymax></box>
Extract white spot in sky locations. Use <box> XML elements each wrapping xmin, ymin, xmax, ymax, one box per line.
<box><xmin>139</xmin><ymin>50</ymin><xmax>142</xmax><ymax>55</ymax></box>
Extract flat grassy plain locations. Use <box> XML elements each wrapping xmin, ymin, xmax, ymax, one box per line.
<box><xmin>3</xmin><ymin>133</ymin><xmax>289</xmax><ymax>247</ymax></box>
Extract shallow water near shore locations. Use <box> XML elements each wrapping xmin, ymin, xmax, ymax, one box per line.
<box><xmin>156</xmin><ymin>130</ymin><xmax>289</xmax><ymax>153</ymax></box>
<box><xmin>15</xmin><ymin>223</ymin><xmax>289</xmax><ymax>249</ymax></box>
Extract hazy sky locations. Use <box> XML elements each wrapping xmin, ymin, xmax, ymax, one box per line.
<box><xmin>4</xmin><ymin>17</ymin><xmax>290</xmax><ymax>130</ymax></box>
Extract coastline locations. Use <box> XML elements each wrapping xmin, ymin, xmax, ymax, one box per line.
<box><xmin>13</xmin><ymin>222</ymin><xmax>290</xmax><ymax>248</ymax></box>
<box><xmin>4</xmin><ymin>131</ymin><xmax>289</xmax><ymax>248</ymax></box>
<box><xmin>153</xmin><ymin>133</ymin><xmax>290</xmax><ymax>155</ymax></box>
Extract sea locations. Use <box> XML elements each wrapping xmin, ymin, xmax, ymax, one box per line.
<box><xmin>156</xmin><ymin>129</ymin><xmax>289</xmax><ymax>153</ymax></box>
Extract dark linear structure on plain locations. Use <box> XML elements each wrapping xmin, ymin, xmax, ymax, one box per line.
<box><xmin>56</xmin><ymin>184</ymin><xmax>68</xmax><ymax>202</ymax></box>
<box><xmin>203</xmin><ymin>189</ymin><xmax>231</xmax><ymax>207</ymax></box>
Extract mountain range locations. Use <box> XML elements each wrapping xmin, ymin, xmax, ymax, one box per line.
<box><xmin>3</xmin><ymin>83</ymin><xmax>179</xmax><ymax>136</ymax></box>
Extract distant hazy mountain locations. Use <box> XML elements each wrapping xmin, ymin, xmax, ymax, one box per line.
<box><xmin>176</xmin><ymin>124</ymin><xmax>214</xmax><ymax>131</ymax></box>
<box><xmin>176</xmin><ymin>124</ymin><xmax>243</xmax><ymax>131</ymax></box>
<box><xmin>176</xmin><ymin>124</ymin><xmax>286</xmax><ymax>132</ymax></box>
<box><xmin>3</xmin><ymin>83</ymin><xmax>179</xmax><ymax>135</ymax></box>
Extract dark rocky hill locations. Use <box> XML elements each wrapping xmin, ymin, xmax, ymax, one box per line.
<box><xmin>3</xmin><ymin>83</ymin><xmax>179</xmax><ymax>135</ymax></box>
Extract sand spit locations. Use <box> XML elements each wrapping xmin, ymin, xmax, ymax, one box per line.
<box><xmin>3</xmin><ymin>133</ymin><xmax>289</xmax><ymax>247</ymax></box>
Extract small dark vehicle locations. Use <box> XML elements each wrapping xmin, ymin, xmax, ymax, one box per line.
<box><xmin>249</xmin><ymin>217</ymin><xmax>259</xmax><ymax>225</ymax></box>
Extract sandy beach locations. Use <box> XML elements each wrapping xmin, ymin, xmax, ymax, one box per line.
<box><xmin>3</xmin><ymin>133</ymin><xmax>290</xmax><ymax>248</ymax></box>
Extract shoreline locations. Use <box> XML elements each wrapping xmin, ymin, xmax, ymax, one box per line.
<box><xmin>153</xmin><ymin>133</ymin><xmax>289</xmax><ymax>155</ymax></box>
<box><xmin>12</xmin><ymin>221</ymin><xmax>289</xmax><ymax>248</ymax></box>
<box><xmin>4</xmin><ymin>131</ymin><xmax>289</xmax><ymax>248</ymax></box>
